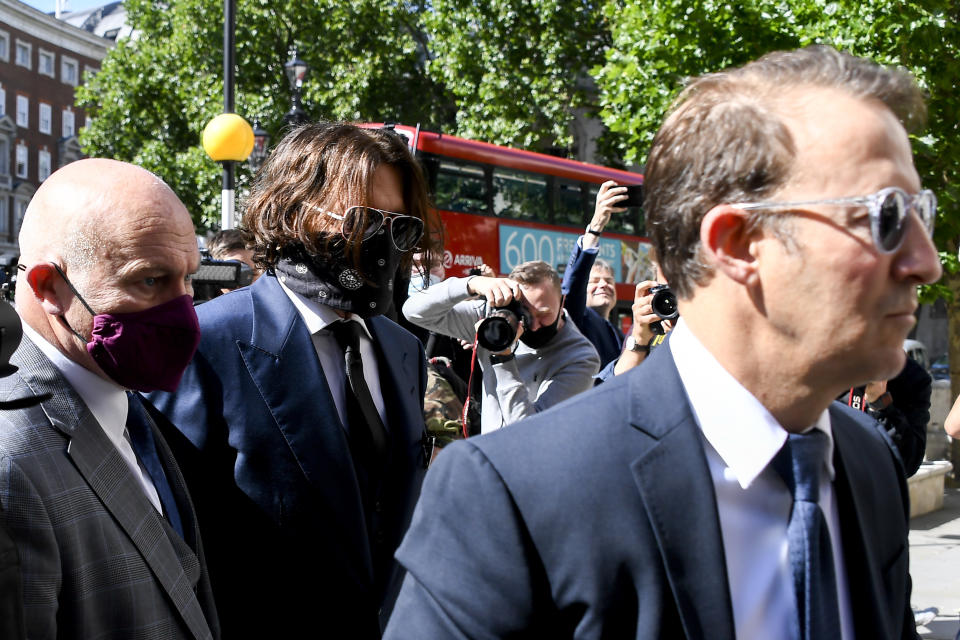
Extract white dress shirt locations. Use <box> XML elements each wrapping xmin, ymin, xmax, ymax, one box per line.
<box><xmin>21</xmin><ymin>322</ymin><xmax>164</xmax><ymax>514</ymax></box>
<box><xmin>669</xmin><ymin>319</ymin><xmax>853</xmax><ymax>640</ymax></box>
<box><xmin>278</xmin><ymin>279</ymin><xmax>387</xmax><ymax>429</ymax></box>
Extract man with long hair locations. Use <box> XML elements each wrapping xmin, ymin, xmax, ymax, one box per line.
<box><xmin>150</xmin><ymin>123</ymin><xmax>442</xmax><ymax>638</ymax></box>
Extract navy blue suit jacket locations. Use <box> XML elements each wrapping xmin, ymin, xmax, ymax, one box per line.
<box><xmin>150</xmin><ymin>274</ymin><xmax>427</xmax><ymax>638</ymax></box>
<box><xmin>384</xmin><ymin>342</ymin><xmax>915</xmax><ymax>639</ymax></box>
<box><xmin>561</xmin><ymin>239</ymin><xmax>624</xmax><ymax>369</ymax></box>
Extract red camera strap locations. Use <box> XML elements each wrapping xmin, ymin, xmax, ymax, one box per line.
<box><xmin>460</xmin><ymin>332</ymin><xmax>480</xmax><ymax>439</ymax></box>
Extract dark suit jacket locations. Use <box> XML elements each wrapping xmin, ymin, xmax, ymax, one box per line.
<box><xmin>876</xmin><ymin>357</ymin><xmax>931</xmax><ymax>477</ymax></box>
<box><xmin>0</xmin><ymin>337</ymin><xmax>218</xmax><ymax>640</ymax></box>
<box><xmin>384</xmin><ymin>342</ymin><xmax>915</xmax><ymax>639</ymax></box>
<box><xmin>0</xmin><ymin>518</ymin><xmax>24</xmax><ymax>640</ymax></box>
<box><xmin>149</xmin><ymin>273</ymin><xmax>427</xmax><ymax>638</ymax></box>
<box><xmin>561</xmin><ymin>240</ymin><xmax>624</xmax><ymax>369</ymax></box>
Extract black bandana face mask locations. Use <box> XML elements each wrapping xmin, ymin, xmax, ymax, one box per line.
<box><xmin>518</xmin><ymin>298</ymin><xmax>564</xmax><ymax>349</ymax></box>
<box><xmin>274</xmin><ymin>229</ymin><xmax>402</xmax><ymax>318</ymax></box>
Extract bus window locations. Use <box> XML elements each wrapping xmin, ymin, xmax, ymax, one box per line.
<box><xmin>555</xmin><ymin>178</ymin><xmax>586</xmax><ymax>227</ymax></box>
<box><xmin>434</xmin><ymin>157</ymin><xmax>490</xmax><ymax>215</ymax></box>
<box><xmin>492</xmin><ymin>166</ymin><xmax>548</xmax><ymax>221</ymax></box>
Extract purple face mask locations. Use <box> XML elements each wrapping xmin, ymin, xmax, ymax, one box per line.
<box><xmin>53</xmin><ymin>264</ymin><xmax>201</xmax><ymax>392</ymax></box>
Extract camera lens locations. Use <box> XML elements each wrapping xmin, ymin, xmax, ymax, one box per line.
<box><xmin>650</xmin><ymin>287</ymin><xmax>679</xmax><ymax>321</ymax></box>
<box><xmin>477</xmin><ymin>316</ymin><xmax>516</xmax><ymax>352</ymax></box>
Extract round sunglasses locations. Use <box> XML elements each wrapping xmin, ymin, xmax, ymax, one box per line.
<box><xmin>731</xmin><ymin>187</ymin><xmax>936</xmax><ymax>254</ymax></box>
<box><xmin>321</xmin><ymin>206</ymin><xmax>424</xmax><ymax>252</ymax></box>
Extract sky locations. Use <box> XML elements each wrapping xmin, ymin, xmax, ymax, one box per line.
<box><xmin>22</xmin><ymin>0</ymin><xmax>112</xmax><ymax>15</ymax></box>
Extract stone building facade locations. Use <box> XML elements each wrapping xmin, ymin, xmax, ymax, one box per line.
<box><xmin>0</xmin><ymin>0</ymin><xmax>112</xmax><ymax>263</ymax></box>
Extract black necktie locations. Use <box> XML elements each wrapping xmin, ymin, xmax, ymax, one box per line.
<box><xmin>772</xmin><ymin>431</ymin><xmax>842</xmax><ymax>640</ymax></box>
<box><xmin>125</xmin><ymin>392</ymin><xmax>184</xmax><ymax>539</ymax></box>
<box><xmin>328</xmin><ymin>320</ymin><xmax>389</xmax><ymax>467</ymax></box>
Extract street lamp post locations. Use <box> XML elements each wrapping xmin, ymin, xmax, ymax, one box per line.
<box><xmin>248</xmin><ymin>120</ymin><xmax>270</xmax><ymax>173</ymax></box>
<box><xmin>221</xmin><ymin>0</ymin><xmax>237</xmax><ymax>229</ymax></box>
<box><xmin>283</xmin><ymin>49</ymin><xmax>309</xmax><ymax>127</ymax></box>
<box><xmin>201</xmin><ymin>0</ymin><xmax>254</xmax><ymax>230</ymax></box>
<box><xmin>202</xmin><ymin>113</ymin><xmax>253</xmax><ymax>228</ymax></box>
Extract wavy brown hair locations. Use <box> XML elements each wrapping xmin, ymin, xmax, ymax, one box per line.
<box><xmin>242</xmin><ymin>122</ymin><xmax>443</xmax><ymax>274</ymax></box>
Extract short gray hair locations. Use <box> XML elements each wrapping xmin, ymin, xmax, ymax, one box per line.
<box><xmin>645</xmin><ymin>45</ymin><xmax>925</xmax><ymax>299</ymax></box>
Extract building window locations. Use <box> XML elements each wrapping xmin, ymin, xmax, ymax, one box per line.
<box><xmin>15</xmin><ymin>143</ymin><xmax>27</xmax><ymax>179</ymax></box>
<box><xmin>38</xmin><ymin>103</ymin><xmax>52</xmax><ymax>135</ymax></box>
<box><xmin>0</xmin><ymin>138</ymin><xmax>8</xmax><ymax>176</ymax></box>
<box><xmin>16</xmin><ymin>96</ymin><xmax>28</xmax><ymax>129</ymax></box>
<box><xmin>15</xmin><ymin>40</ymin><xmax>30</xmax><ymax>69</ymax></box>
<box><xmin>38</xmin><ymin>149</ymin><xmax>51</xmax><ymax>181</ymax></box>
<box><xmin>0</xmin><ymin>84</ymin><xmax>5</xmax><ymax>117</ymax></box>
<box><xmin>0</xmin><ymin>198</ymin><xmax>7</xmax><ymax>235</ymax></box>
<box><xmin>13</xmin><ymin>198</ymin><xmax>27</xmax><ymax>236</ymax></box>
<box><xmin>61</xmin><ymin>57</ymin><xmax>79</xmax><ymax>86</ymax></box>
<box><xmin>62</xmin><ymin>109</ymin><xmax>75</xmax><ymax>138</ymax></box>
<box><xmin>38</xmin><ymin>50</ymin><xmax>55</xmax><ymax>78</ymax></box>
<box><xmin>0</xmin><ymin>31</ymin><xmax>9</xmax><ymax>62</ymax></box>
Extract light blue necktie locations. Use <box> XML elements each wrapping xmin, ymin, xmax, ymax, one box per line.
<box><xmin>772</xmin><ymin>431</ymin><xmax>842</xmax><ymax>640</ymax></box>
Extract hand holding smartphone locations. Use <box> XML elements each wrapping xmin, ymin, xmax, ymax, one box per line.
<box><xmin>621</xmin><ymin>184</ymin><xmax>643</xmax><ymax>208</ymax></box>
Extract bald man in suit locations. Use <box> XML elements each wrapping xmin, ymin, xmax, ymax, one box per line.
<box><xmin>0</xmin><ymin>159</ymin><xmax>218</xmax><ymax>639</ymax></box>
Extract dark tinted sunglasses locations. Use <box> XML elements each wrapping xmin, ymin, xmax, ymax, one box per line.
<box><xmin>323</xmin><ymin>206</ymin><xmax>424</xmax><ymax>252</ymax></box>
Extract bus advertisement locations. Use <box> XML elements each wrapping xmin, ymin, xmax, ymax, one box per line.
<box><xmin>369</xmin><ymin>124</ymin><xmax>654</xmax><ymax>321</ymax></box>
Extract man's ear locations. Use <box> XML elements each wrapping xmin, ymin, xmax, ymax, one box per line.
<box><xmin>23</xmin><ymin>263</ymin><xmax>67</xmax><ymax>316</ymax></box>
<box><xmin>699</xmin><ymin>205</ymin><xmax>759</xmax><ymax>285</ymax></box>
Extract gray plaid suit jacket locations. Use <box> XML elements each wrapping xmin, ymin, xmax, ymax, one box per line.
<box><xmin>0</xmin><ymin>336</ymin><xmax>219</xmax><ymax>640</ymax></box>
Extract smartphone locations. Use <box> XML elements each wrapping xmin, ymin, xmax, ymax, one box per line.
<box><xmin>621</xmin><ymin>184</ymin><xmax>644</xmax><ymax>208</ymax></box>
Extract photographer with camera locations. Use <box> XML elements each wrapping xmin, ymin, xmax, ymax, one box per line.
<box><xmin>207</xmin><ymin>228</ymin><xmax>260</xmax><ymax>288</ymax></box>
<box><xmin>588</xmin><ymin>243</ymin><xmax>678</xmax><ymax>383</ymax></box>
<box><xmin>403</xmin><ymin>260</ymin><xmax>599</xmax><ymax>434</ymax></box>
<box><xmin>596</xmin><ymin>272</ymin><xmax>679</xmax><ymax>381</ymax></box>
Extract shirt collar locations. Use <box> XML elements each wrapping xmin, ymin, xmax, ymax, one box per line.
<box><xmin>669</xmin><ymin>318</ymin><xmax>835</xmax><ymax>489</ymax></box>
<box><xmin>277</xmin><ymin>277</ymin><xmax>372</xmax><ymax>339</ymax></box>
<box><xmin>20</xmin><ymin>321</ymin><xmax>129</xmax><ymax>438</ymax></box>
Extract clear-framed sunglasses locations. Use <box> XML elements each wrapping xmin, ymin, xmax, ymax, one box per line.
<box><xmin>322</xmin><ymin>206</ymin><xmax>424</xmax><ymax>252</ymax></box>
<box><xmin>730</xmin><ymin>187</ymin><xmax>936</xmax><ymax>254</ymax></box>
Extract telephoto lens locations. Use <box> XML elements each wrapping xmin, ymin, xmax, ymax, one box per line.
<box><xmin>649</xmin><ymin>284</ymin><xmax>679</xmax><ymax>321</ymax></box>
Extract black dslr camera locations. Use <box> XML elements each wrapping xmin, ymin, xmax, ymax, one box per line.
<box><xmin>649</xmin><ymin>284</ymin><xmax>678</xmax><ymax>335</ymax></box>
<box><xmin>191</xmin><ymin>250</ymin><xmax>256</xmax><ymax>304</ymax></box>
<box><xmin>477</xmin><ymin>299</ymin><xmax>533</xmax><ymax>352</ymax></box>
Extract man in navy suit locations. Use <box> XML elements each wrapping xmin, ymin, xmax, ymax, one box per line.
<box><xmin>561</xmin><ymin>181</ymin><xmax>626</xmax><ymax>368</ymax></box>
<box><xmin>384</xmin><ymin>46</ymin><xmax>938</xmax><ymax>639</ymax></box>
<box><xmin>150</xmin><ymin>123</ymin><xmax>442</xmax><ymax>638</ymax></box>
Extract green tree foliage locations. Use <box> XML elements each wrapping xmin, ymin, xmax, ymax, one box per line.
<box><xmin>78</xmin><ymin>0</ymin><xmax>958</xmax><ymax>257</ymax></box>
<box><xmin>595</xmin><ymin>0</ymin><xmax>959</xmax><ymax>258</ymax></box>
<box><xmin>77</xmin><ymin>0</ymin><xmax>451</xmax><ymax>228</ymax></box>
<box><xmin>78</xmin><ymin>0</ymin><xmax>613</xmax><ymax>228</ymax></box>
<box><xmin>594</xmin><ymin>0</ymin><xmax>960</xmax><ymax>426</ymax></box>
<box><xmin>421</xmin><ymin>0</ymin><xmax>609</xmax><ymax>151</ymax></box>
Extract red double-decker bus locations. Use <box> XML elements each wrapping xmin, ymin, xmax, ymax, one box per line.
<box><xmin>373</xmin><ymin>123</ymin><xmax>653</xmax><ymax>322</ymax></box>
